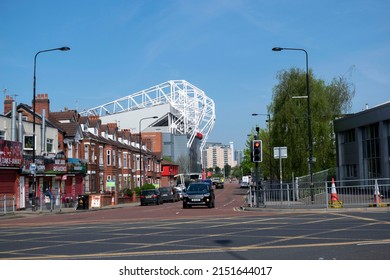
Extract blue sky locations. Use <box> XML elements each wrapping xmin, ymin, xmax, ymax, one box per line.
<box><xmin>1</xmin><ymin>0</ymin><xmax>389</xmax><ymax>151</ymax></box>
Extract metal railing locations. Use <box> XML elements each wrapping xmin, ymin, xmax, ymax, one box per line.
<box><xmin>247</xmin><ymin>178</ymin><xmax>390</xmax><ymax>209</ymax></box>
<box><xmin>0</xmin><ymin>193</ymin><xmax>79</xmax><ymax>215</ymax></box>
<box><xmin>0</xmin><ymin>194</ymin><xmax>15</xmax><ymax>214</ymax></box>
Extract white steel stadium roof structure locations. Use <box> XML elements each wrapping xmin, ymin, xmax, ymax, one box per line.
<box><xmin>80</xmin><ymin>80</ymin><xmax>216</xmax><ymax>151</ymax></box>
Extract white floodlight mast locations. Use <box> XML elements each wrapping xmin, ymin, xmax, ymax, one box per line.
<box><xmin>80</xmin><ymin>80</ymin><xmax>216</xmax><ymax>151</ymax></box>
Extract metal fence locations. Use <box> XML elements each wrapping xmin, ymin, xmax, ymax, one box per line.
<box><xmin>247</xmin><ymin>178</ymin><xmax>390</xmax><ymax>209</ymax></box>
<box><xmin>0</xmin><ymin>193</ymin><xmax>78</xmax><ymax>215</ymax></box>
<box><xmin>0</xmin><ymin>194</ymin><xmax>15</xmax><ymax>214</ymax></box>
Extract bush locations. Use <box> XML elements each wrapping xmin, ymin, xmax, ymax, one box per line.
<box><xmin>123</xmin><ymin>188</ymin><xmax>133</xmax><ymax>197</ymax></box>
<box><xmin>134</xmin><ymin>184</ymin><xmax>156</xmax><ymax>196</ymax></box>
<box><xmin>141</xmin><ymin>183</ymin><xmax>156</xmax><ymax>191</ymax></box>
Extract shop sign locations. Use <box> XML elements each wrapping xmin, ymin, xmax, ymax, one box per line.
<box><xmin>67</xmin><ymin>158</ymin><xmax>87</xmax><ymax>174</ymax></box>
<box><xmin>0</xmin><ymin>140</ymin><xmax>22</xmax><ymax>167</ymax></box>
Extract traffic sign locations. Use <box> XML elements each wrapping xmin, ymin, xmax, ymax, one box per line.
<box><xmin>274</xmin><ymin>147</ymin><xmax>287</xmax><ymax>159</ymax></box>
<box><xmin>30</xmin><ymin>163</ymin><xmax>36</xmax><ymax>173</ymax></box>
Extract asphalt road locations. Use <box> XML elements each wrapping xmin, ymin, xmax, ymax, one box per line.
<box><xmin>1</xmin><ymin>182</ymin><xmax>389</xmax><ymax>260</ymax></box>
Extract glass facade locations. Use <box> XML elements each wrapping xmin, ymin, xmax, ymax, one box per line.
<box><xmin>362</xmin><ymin>123</ymin><xmax>381</xmax><ymax>179</ymax></box>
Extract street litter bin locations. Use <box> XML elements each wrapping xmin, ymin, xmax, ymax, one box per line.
<box><xmin>76</xmin><ymin>195</ymin><xmax>89</xmax><ymax>210</ymax></box>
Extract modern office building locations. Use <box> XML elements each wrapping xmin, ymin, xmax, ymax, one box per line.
<box><xmin>334</xmin><ymin>101</ymin><xmax>390</xmax><ymax>181</ymax></box>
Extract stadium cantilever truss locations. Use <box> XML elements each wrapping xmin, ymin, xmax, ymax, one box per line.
<box><xmin>80</xmin><ymin>80</ymin><xmax>215</xmax><ymax>151</ymax></box>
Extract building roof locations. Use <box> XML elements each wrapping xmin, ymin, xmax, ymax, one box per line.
<box><xmin>334</xmin><ymin>101</ymin><xmax>390</xmax><ymax>132</ymax></box>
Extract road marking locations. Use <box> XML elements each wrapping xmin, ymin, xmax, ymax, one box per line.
<box><xmin>2</xmin><ymin>239</ymin><xmax>380</xmax><ymax>260</ymax></box>
<box><xmin>357</xmin><ymin>239</ymin><xmax>390</xmax><ymax>246</ymax></box>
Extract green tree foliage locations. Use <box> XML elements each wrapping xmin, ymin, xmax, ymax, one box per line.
<box><xmin>224</xmin><ymin>164</ymin><xmax>231</xmax><ymax>178</ymax></box>
<box><xmin>231</xmin><ymin>165</ymin><xmax>242</xmax><ymax>179</ymax></box>
<box><xmin>267</xmin><ymin>67</ymin><xmax>354</xmax><ymax>179</ymax></box>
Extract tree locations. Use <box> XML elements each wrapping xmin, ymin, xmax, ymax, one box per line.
<box><xmin>268</xmin><ymin>67</ymin><xmax>354</xmax><ymax>180</ymax></box>
<box><xmin>224</xmin><ymin>164</ymin><xmax>231</xmax><ymax>178</ymax></box>
<box><xmin>176</xmin><ymin>155</ymin><xmax>190</xmax><ymax>174</ymax></box>
<box><xmin>231</xmin><ymin>165</ymin><xmax>242</xmax><ymax>179</ymax></box>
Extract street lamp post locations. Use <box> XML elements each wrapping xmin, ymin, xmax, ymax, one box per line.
<box><xmin>272</xmin><ymin>47</ymin><xmax>314</xmax><ymax>202</ymax></box>
<box><xmin>32</xmin><ymin>46</ymin><xmax>70</xmax><ymax>210</ymax></box>
<box><xmin>138</xmin><ymin>116</ymin><xmax>158</xmax><ymax>188</ymax></box>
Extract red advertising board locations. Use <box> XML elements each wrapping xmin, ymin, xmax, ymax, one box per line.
<box><xmin>0</xmin><ymin>140</ymin><xmax>22</xmax><ymax>167</ymax></box>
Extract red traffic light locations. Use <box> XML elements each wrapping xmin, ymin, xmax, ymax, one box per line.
<box><xmin>252</xmin><ymin>140</ymin><xmax>262</xmax><ymax>162</ymax></box>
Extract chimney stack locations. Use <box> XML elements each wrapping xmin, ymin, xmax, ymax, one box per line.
<box><xmin>4</xmin><ymin>95</ymin><xmax>13</xmax><ymax>115</ymax></box>
<box><xmin>35</xmin><ymin>93</ymin><xmax>50</xmax><ymax>116</ymax></box>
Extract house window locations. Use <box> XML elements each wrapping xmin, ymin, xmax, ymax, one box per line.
<box><xmin>99</xmin><ymin>146</ymin><xmax>104</xmax><ymax>166</ymax></box>
<box><xmin>118</xmin><ymin>151</ymin><xmax>122</xmax><ymax>168</ymax></box>
<box><xmin>84</xmin><ymin>144</ymin><xmax>89</xmax><ymax>161</ymax></box>
<box><xmin>84</xmin><ymin>175</ymin><xmax>90</xmax><ymax>193</ymax></box>
<box><xmin>0</xmin><ymin>130</ymin><xmax>5</xmax><ymax>140</ymax></box>
<box><xmin>67</xmin><ymin>143</ymin><xmax>73</xmax><ymax>158</ymax></box>
<box><xmin>113</xmin><ymin>150</ymin><xmax>116</xmax><ymax>167</ymax></box>
<box><xmin>106</xmin><ymin>150</ymin><xmax>111</xmax><ymax>166</ymax></box>
<box><xmin>75</xmin><ymin>143</ymin><xmax>79</xmax><ymax>159</ymax></box>
<box><xmin>134</xmin><ymin>154</ymin><xmax>138</xmax><ymax>170</ymax></box>
<box><xmin>99</xmin><ymin>172</ymin><xmax>104</xmax><ymax>193</ymax></box>
<box><xmin>23</xmin><ymin>135</ymin><xmax>35</xmax><ymax>150</ymax></box>
<box><xmin>46</xmin><ymin>138</ymin><xmax>54</xmax><ymax>153</ymax></box>
<box><xmin>91</xmin><ymin>144</ymin><xmax>95</xmax><ymax>163</ymax></box>
<box><xmin>123</xmin><ymin>153</ymin><xmax>127</xmax><ymax>169</ymax></box>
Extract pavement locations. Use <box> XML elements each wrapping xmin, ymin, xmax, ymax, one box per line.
<box><xmin>2</xmin><ymin>203</ymin><xmax>389</xmax><ymax>220</ymax></box>
<box><xmin>0</xmin><ymin>201</ymin><xmax>141</xmax><ymax>218</ymax></box>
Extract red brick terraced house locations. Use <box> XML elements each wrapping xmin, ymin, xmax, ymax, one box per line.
<box><xmin>1</xmin><ymin>94</ymin><xmax>164</xmax><ymax>209</ymax></box>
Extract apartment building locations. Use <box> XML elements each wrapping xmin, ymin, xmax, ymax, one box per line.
<box><xmin>202</xmin><ymin>142</ymin><xmax>237</xmax><ymax>169</ymax></box>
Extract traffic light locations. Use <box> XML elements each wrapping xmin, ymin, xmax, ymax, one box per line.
<box><xmin>252</xmin><ymin>140</ymin><xmax>262</xmax><ymax>162</ymax></box>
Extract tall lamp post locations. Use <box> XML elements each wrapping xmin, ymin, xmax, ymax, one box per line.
<box><xmin>138</xmin><ymin>116</ymin><xmax>158</xmax><ymax>188</ymax></box>
<box><xmin>252</xmin><ymin>113</ymin><xmax>272</xmax><ymax>183</ymax></box>
<box><xmin>32</xmin><ymin>46</ymin><xmax>70</xmax><ymax>210</ymax></box>
<box><xmin>272</xmin><ymin>47</ymin><xmax>314</xmax><ymax>202</ymax></box>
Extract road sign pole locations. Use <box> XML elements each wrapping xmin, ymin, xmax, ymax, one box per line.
<box><xmin>279</xmin><ymin>147</ymin><xmax>283</xmax><ymax>203</ymax></box>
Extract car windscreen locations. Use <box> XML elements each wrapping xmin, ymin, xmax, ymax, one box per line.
<box><xmin>187</xmin><ymin>184</ymin><xmax>208</xmax><ymax>193</ymax></box>
<box><xmin>142</xmin><ymin>190</ymin><xmax>156</xmax><ymax>195</ymax></box>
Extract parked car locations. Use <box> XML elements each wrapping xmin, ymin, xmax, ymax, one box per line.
<box><xmin>159</xmin><ymin>186</ymin><xmax>180</xmax><ymax>202</ymax></box>
<box><xmin>174</xmin><ymin>187</ymin><xmax>185</xmax><ymax>200</ymax></box>
<box><xmin>240</xmin><ymin>181</ymin><xmax>249</xmax><ymax>188</ymax></box>
<box><xmin>183</xmin><ymin>182</ymin><xmax>215</xmax><ymax>208</ymax></box>
<box><xmin>140</xmin><ymin>189</ymin><xmax>163</xmax><ymax>206</ymax></box>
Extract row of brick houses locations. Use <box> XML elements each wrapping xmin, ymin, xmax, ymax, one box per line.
<box><xmin>0</xmin><ymin>94</ymin><xmax>178</xmax><ymax>210</ymax></box>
